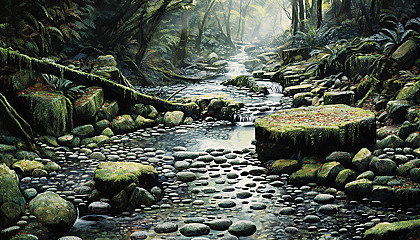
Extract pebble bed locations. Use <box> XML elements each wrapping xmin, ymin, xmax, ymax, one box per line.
<box><xmin>15</xmin><ymin>119</ymin><xmax>420</xmax><ymax>240</ymax></box>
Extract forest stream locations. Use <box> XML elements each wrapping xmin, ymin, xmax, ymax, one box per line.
<box><xmin>11</xmin><ymin>47</ymin><xmax>416</xmax><ymax>240</ymax></box>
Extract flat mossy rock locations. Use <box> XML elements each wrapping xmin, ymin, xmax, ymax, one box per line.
<box><xmin>28</xmin><ymin>191</ymin><xmax>77</xmax><ymax>235</ymax></box>
<box><xmin>74</xmin><ymin>87</ymin><xmax>104</xmax><ymax>124</ymax></box>
<box><xmin>94</xmin><ymin>162</ymin><xmax>158</xmax><ymax>197</ymax></box>
<box><xmin>0</xmin><ymin>165</ymin><xmax>26</xmax><ymax>230</ymax></box>
<box><xmin>18</xmin><ymin>91</ymin><xmax>70</xmax><ymax>136</ymax></box>
<box><xmin>364</xmin><ymin>219</ymin><xmax>420</xmax><ymax>240</ymax></box>
<box><xmin>255</xmin><ymin>104</ymin><xmax>376</xmax><ymax>161</ymax></box>
<box><xmin>12</xmin><ymin>160</ymin><xmax>44</xmax><ymax>176</ymax></box>
<box><xmin>289</xmin><ymin>163</ymin><xmax>321</xmax><ymax>185</ymax></box>
<box><xmin>283</xmin><ymin>84</ymin><xmax>313</xmax><ymax>96</ymax></box>
<box><xmin>270</xmin><ymin>159</ymin><xmax>301</xmax><ymax>174</ymax></box>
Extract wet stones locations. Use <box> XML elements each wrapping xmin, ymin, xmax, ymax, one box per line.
<box><xmin>228</xmin><ymin>220</ymin><xmax>257</xmax><ymax>236</ymax></box>
<box><xmin>154</xmin><ymin>222</ymin><xmax>178</xmax><ymax>233</ymax></box>
<box><xmin>180</xmin><ymin>223</ymin><xmax>210</xmax><ymax>237</ymax></box>
<box><xmin>176</xmin><ymin>171</ymin><xmax>197</xmax><ymax>182</ymax></box>
<box><xmin>345</xmin><ymin>179</ymin><xmax>373</xmax><ymax>197</ymax></box>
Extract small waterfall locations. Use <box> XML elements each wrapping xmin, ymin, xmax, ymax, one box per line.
<box><xmin>224</xmin><ymin>45</ymin><xmax>249</xmax><ymax>77</ymax></box>
<box><xmin>255</xmin><ymin>81</ymin><xmax>283</xmax><ymax>94</ymax></box>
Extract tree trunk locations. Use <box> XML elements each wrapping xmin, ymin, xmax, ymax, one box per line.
<box><xmin>196</xmin><ymin>0</ymin><xmax>217</xmax><ymax>50</ymax></box>
<box><xmin>292</xmin><ymin>0</ymin><xmax>299</xmax><ymax>35</ymax></box>
<box><xmin>339</xmin><ymin>0</ymin><xmax>351</xmax><ymax>16</ymax></box>
<box><xmin>316</xmin><ymin>0</ymin><xmax>322</xmax><ymax>29</ymax></box>
<box><xmin>298</xmin><ymin>0</ymin><xmax>305</xmax><ymax>31</ymax></box>
<box><xmin>0</xmin><ymin>48</ymin><xmax>199</xmax><ymax>115</ymax></box>
<box><xmin>240</xmin><ymin>0</ymin><xmax>252</xmax><ymax>41</ymax></box>
<box><xmin>236</xmin><ymin>0</ymin><xmax>243</xmax><ymax>40</ymax></box>
<box><xmin>174</xmin><ymin>9</ymin><xmax>191</xmax><ymax>67</ymax></box>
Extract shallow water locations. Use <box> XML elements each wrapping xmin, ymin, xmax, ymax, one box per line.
<box><xmin>20</xmin><ymin>46</ymin><xmax>420</xmax><ymax>240</ymax></box>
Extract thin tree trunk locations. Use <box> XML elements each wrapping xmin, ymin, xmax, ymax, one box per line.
<box><xmin>174</xmin><ymin>9</ymin><xmax>191</xmax><ymax>67</ymax></box>
<box><xmin>298</xmin><ymin>0</ymin><xmax>305</xmax><ymax>31</ymax></box>
<box><xmin>236</xmin><ymin>0</ymin><xmax>243</xmax><ymax>40</ymax></box>
<box><xmin>240</xmin><ymin>0</ymin><xmax>252</xmax><ymax>41</ymax></box>
<box><xmin>196</xmin><ymin>0</ymin><xmax>217</xmax><ymax>50</ymax></box>
<box><xmin>316</xmin><ymin>0</ymin><xmax>322</xmax><ymax>29</ymax></box>
<box><xmin>292</xmin><ymin>0</ymin><xmax>299</xmax><ymax>34</ymax></box>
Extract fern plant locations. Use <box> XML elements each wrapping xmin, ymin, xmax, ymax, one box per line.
<box><xmin>369</xmin><ymin>15</ymin><xmax>420</xmax><ymax>54</ymax></box>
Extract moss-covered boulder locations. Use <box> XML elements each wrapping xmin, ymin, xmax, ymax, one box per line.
<box><xmin>289</xmin><ymin>163</ymin><xmax>321</xmax><ymax>185</ymax></box>
<box><xmin>364</xmin><ymin>219</ymin><xmax>420</xmax><ymax>240</ymax></box>
<box><xmin>94</xmin><ymin>162</ymin><xmax>158</xmax><ymax>197</ymax></box>
<box><xmin>369</xmin><ymin>157</ymin><xmax>397</xmax><ymax>176</ymax></box>
<box><xmin>317</xmin><ymin>161</ymin><xmax>345</xmax><ymax>186</ymax></box>
<box><xmin>377</xmin><ymin>134</ymin><xmax>404</xmax><ymax>149</ymax></box>
<box><xmin>130</xmin><ymin>103</ymin><xmax>158</xmax><ymax>119</ymax></box>
<box><xmin>345</xmin><ymin>179</ymin><xmax>373</xmax><ymax>197</ymax></box>
<box><xmin>28</xmin><ymin>191</ymin><xmax>77</xmax><ymax>236</ymax></box>
<box><xmin>135</xmin><ymin>115</ymin><xmax>155</xmax><ymax>128</ymax></box>
<box><xmin>12</xmin><ymin>160</ymin><xmax>44</xmax><ymax>176</ymax></box>
<box><xmin>335</xmin><ymin>169</ymin><xmax>358</xmax><ymax>189</ymax></box>
<box><xmin>0</xmin><ymin>144</ymin><xmax>17</xmax><ymax>152</ymax></box>
<box><xmin>270</xmin><ymin>159</ymin><xmax>301</xmax><ymax>174</ymax></box>
<box><xmin>164</xmin><ymin>111</ymin><xmax>184</xmax><ymax>127</ymax></box>
<box><xmin>324</xmin><ymin>91</ymin><xmax>355</xmax><ymax>106</ymax></box>
<box><xmin>97</xmin><ymin>100</ymin><xmax>119</xmax><ymax>121</ymax></box>
<box><xmin>18</xmin><ymin>91</ymin><xmax>70</xmax><ymax>136</ymax></box>
<box><xmin>397</xmin><ymin>159</ymin><xmax>420</xmax><ymax>176</ymax></box>
<box><xmin>111</xmin><ymin>115</ymin><xmax>136</xmax><ymax>133</ymax></box>
<box><xmin>255</xmin><ymin>105</ymin><xmax>376</xmax><ymax>161</ymax></box>
<box><xmin>129</xmin><ymin>187</ymin><xmax>156</xmax><ymax>207</ymax></box>
<box><xmin>71</xmin><ymin>124</ymin><xmax>95</xmax><ymax>137</ymax></box>
<box><xmin>391</xmin><ymin>39</ymin><xmax>419</xmax><ymax>67</ymax></box>
<box><xmin>0</xmin><ymin>165</ymin><xmax>26</xmax><ymax>230</ymax></box>
<box><xmin>73</xmin><ymin>87</ymin><xmax>104</xmax><ymax>124</ymax></box>
<box><xmin>222</xmin><ymin>75</ymin><xmax>262</xmax><ymax>92</ymax></box>
<box><xmin>352</xmin><ymin>148</ymin><xmax>373</xmax><ymax>172</ymax></box>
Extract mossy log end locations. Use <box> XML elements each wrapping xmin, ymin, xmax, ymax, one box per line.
<box><xmin>0</xmin><ymin>48</ymin><xmax>199</xmax><ymax>115</ymax></box>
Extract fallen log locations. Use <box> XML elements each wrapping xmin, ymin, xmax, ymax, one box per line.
<box><xmin>0</xmin><ymin>48</ymin><xmax>199</xmax><ymax>115</ymax></box>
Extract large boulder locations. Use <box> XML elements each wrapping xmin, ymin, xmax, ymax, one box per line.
<box><xmin>289</xmin><ymin>163</ymin><xmax>321</xmax><ymax>185</ymax></box>
<box><xmin>270</xmin><ymin>159</ymin><xmax>301</xmax><ymax>174</ymax></box>
<box><xmin>391</xmin><ymin>39</ymin><xmax>418</xmax><ymax>68</ymax></box>
<box><xmin>255</xmin><ymin>105</ymin><xmax>376</xmax><ymax>161</ymax></box>
<box><xmin>317</xmin><ymin>161</ymin><xmax>345</xmax><ymax>186</ymax></box>
<box><xmin>73</xmin><ymin>87</ymin><xmax>104</xmax><ymax>124</ymax></box>
<box><xmin>12</xmin><ymin>160</ymin><xmax>44</xmax><ymax>176</ymax></box>
<box><xmin>364</xmin><ymin>219</ymin><xmax>420</xmax><ymax>240</ymax></box>
<box><xmin>323</xmin><ymin>91</ymin><xmax>355</xmax><ymax>106</ymax></box>
<box><xmin>97</xmin><ymin>100</ymin><xmax>119</xmax><ymax>121</ymax></box>
<box><xmin>18</xmin><ymin>91</ymin><xmax>70</xmax><ymax>136</ymax></box>
<box><xmin>164</xmin><ymin>111</ymin><xmax>184</xmax><ymax>127</ymax></box>
<box><xmin>94</xmin><ymin>162</ymin><xmax>158</xmax><ymax>197</ymax></box>
<box><xmin>0</xmin><ymin>165</ymin><xmax>26</xmax><ymax>230</ymax></box>
<box><xmin>352</xmin><ymin>148</ymin><xmax>373</xmax><ymax>172</ymax></box>
<box><xmin>111</xmin><ymin>115</ymin><xmax>136</xmax><ymax>133</ymax></box>
<box><xmin>345</xmin><ymin>179</ymin><xmax>373</xmax><ymax>197</ymax></box>
<box><xmin>28</xmin><ymin>191</ymin><xmax>77</xmax><ymax>235</ymax></box>
<box><xmin>369</xmin><ymin>157</ymin><xmax>397</xmax><ymax>176</ymax></box>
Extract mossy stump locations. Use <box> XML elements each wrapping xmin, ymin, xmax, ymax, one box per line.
<box><xmin>255</xmin><ymin>104</ymin><xmax>376</xmax><ymax>161</ymax></box>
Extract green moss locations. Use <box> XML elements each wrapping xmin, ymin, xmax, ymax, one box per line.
<box><xmin>255</xmin><ymin>104</ymin><xmax>375</xmax><ymax>148</ymax></box>
<box><xmin>94</xmin><ymin>162</ymin><xmax>157</xmax><ymax>196</ymax></box>
<box><xmin>364</xmin><ymin>219</ymin><xmax>420</xmax><ymax>240</ymax></box>
<box><xmin>12</xmin><ymin>160</ymin><xmax>44</xmax><ymax>175</ymax></box>
<box><xmin>289</xmin><ymin>163</ymin><xmax>321</xmax><ymax>185</ymax></box>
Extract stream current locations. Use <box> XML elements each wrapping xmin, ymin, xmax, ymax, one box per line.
<box><xmin>20</xmin><ymin>46</ymin><xmax>419</xmax><ymax>240</ymax></box>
